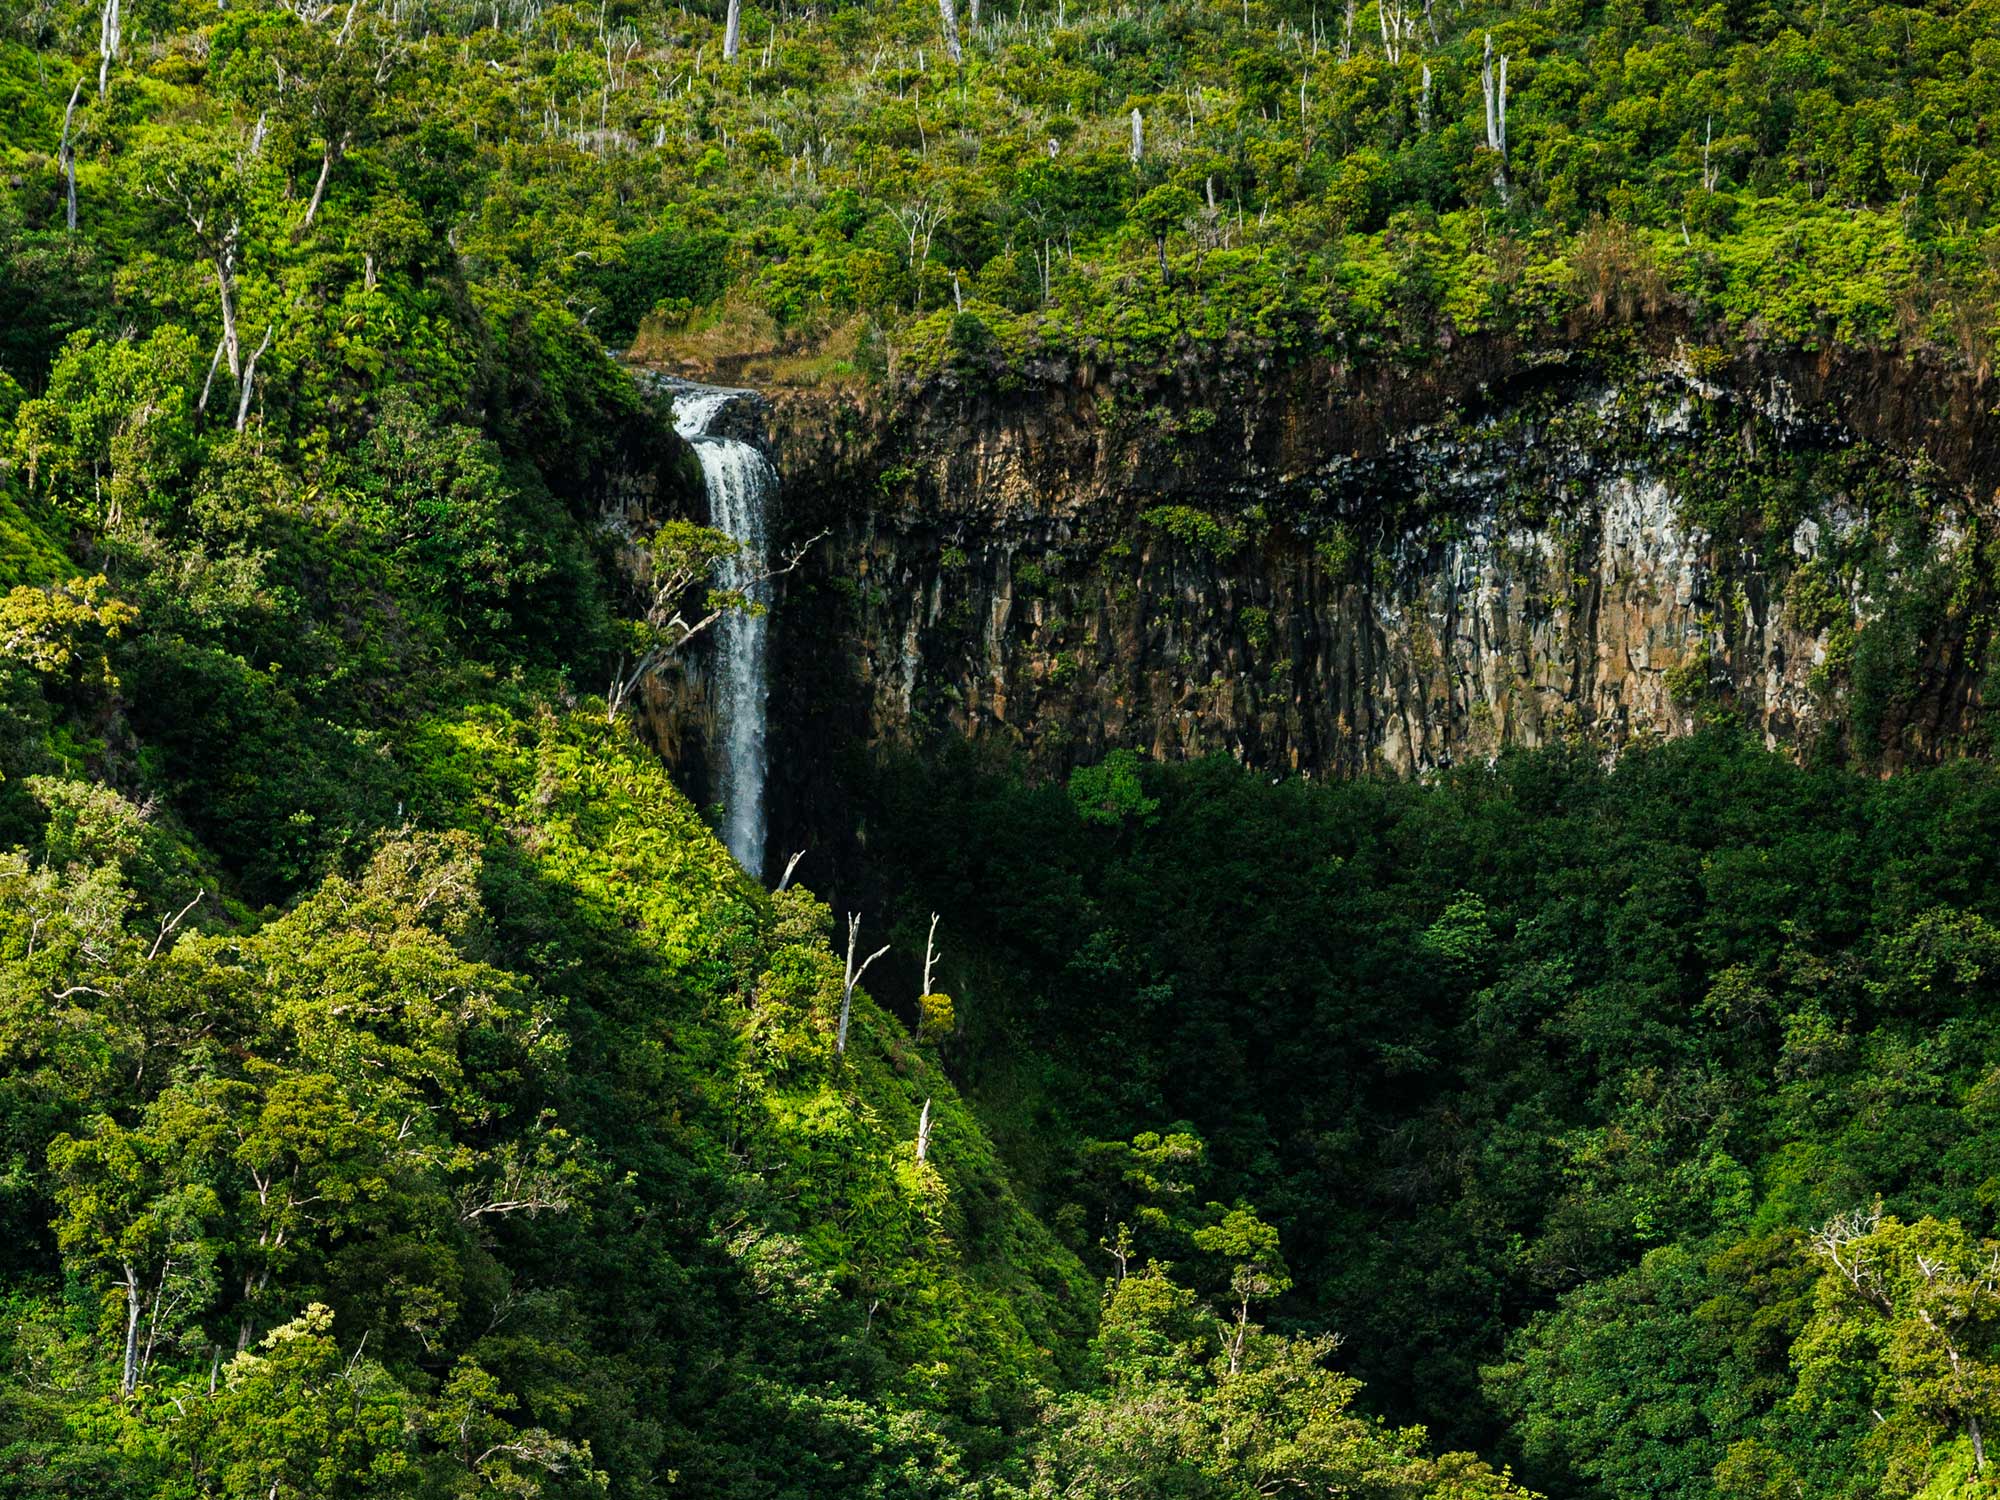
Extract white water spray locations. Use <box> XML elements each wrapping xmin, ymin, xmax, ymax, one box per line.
<box><xmin>673</xmin><ymin>389</ymin><xmax>777</xmax><ymax>878</ymax></box>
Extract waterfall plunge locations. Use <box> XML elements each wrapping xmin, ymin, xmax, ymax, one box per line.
<box><xmin>673</xmin><ymin>390</ymin><xmax>777</xmax><ymax>879</ymax></box>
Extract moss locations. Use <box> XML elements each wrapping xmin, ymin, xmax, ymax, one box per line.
<box><xmin>1664</xmin><ymin>639</ymin><xmax>1717</xmax><ymax>707</ymax></box>
<box><xmin>1787</xmin><ymin>560</ymin><xmax>1850</xmax><ymax>637</ymax></box>
<box><xmin>1141</xmin><ymin>505</ymin><xmax>1248</xmax><ymax>561</ymax></box>
<box><xmin>1240</xmin><ymin>606</ymin><xmax>1273</xmax><ymax>653</ymax></box>
<box><xmin>1316</xmin><ymin>523</ymin><xmax>1357</xmax><ymax>577</ymax></box>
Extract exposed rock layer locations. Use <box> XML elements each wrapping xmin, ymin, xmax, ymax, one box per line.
<box><xmin>753</xmin><ymin>346</ymin><xmax>1990</xmax><ymax>810</ymax></box>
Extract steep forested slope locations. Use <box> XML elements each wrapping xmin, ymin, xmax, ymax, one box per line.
<box><xmin>0</xmin><ymin>673</ymin><xmax>1102</xmax><ymax>1492</ymax></box>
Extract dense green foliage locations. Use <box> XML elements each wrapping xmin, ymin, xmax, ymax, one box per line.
<box><xmin>12</xmin><ymin>0</ymin><xmax>2000</xmax><ymax>400</ymax></box>
<box><xmin>851</xmin><ymin>734</ymin><xmax>2000</xmax><ymax>1499</ymax></box>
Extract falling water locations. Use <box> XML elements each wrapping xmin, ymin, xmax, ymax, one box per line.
<box><xmin>673</xmin><ymin>388</ymin><xmax>777</xmax><ymax>878</ymax></box>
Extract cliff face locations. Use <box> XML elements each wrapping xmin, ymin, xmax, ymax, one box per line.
<box><xmin>756</xmin><ymin>344</ymin><xmax>1996</xmax><ymax>797</ymax></box>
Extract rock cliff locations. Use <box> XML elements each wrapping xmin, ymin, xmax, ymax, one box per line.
<box><xmin>759</xmin><ymin>342</ymin><xmax>1994</xmax><ymax>797</ymax></box>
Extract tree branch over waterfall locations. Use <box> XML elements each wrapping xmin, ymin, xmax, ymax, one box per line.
<box><xmin>606</xmin><ymin>521</ymin><xmax>827</xmax><ymax>723</ymax></box>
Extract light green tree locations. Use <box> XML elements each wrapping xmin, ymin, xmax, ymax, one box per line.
<box><xmin>1795</xmin><ymin>1206</ymin><xmax>2000</xmax><ymax>1488</ymax></box>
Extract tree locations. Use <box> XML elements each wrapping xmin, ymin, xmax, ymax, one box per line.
<box><xmin>136</xmin><ymin>136</ymin><xmax>259</xmax><ymax>418</ymax></box>
<box><xmin>175</xmin><ymin>1306</ymin><xmax>413</xmax><ymax>1496</ymax></box>
<box><xmin>1077</xmin><ymin>1130</ymin><xmax>1207</xmax><ymax>1280</ymax></box>
<box><xmin>1192</xmin><ymin>1204</ymin><xmax>1292</xmax><ymax>1375</ymax></box>
<box><xmin>915</xmin><ymin>911</ymin><xmax>953</xmax><ymax>1043</ymax></box>
<box><xmin>937</xmin><ymin>0</ymin><xmax>963</xmax><ymax>66</ymax></box>
<box><xmin>1068</xmin><ymin>748</ymin><xmax>1160</xmax><ymax>827</ymax></box>
<box><xmin>837</xmin><ymin>911</ymin><xmax>890</xmax><ymax>1054</ymax></box>
<box><xmin>605</xmin><ymin>520</ymin><xmax>824</xmax><ymax>722</ymax></box>
<box><xmin>0</xmin><ymin>575</ymin><xmax>138</xmax><ymax>691</ymax></box>
<box><xmin>419</xmin><ymin>1357</ymin><xmax>606</xmax><ymax>1496</ymax></box>
<box><xmin>47</xmin><ymin>1114</ymin><xmax>222</xmax><ymax>1396</ymax></box>
<box><xmin>58</xmin><ymin>78</ymin><xmax>84</xmax><ymax>233</ymax></box>
<box><xmin>1132</xmin><ymin>184</ymin><xmax>1199</xmax><ymax>287</ymax></box>
<box><xmin>1796</xmin><ymin>1207</ymin><xmax>2000</xmax><ymax>1483</ymax></box>
<box><xmin>11</xmin><ymin>329</ymin><xmax>201</xmax><ymax>529</ymax></box>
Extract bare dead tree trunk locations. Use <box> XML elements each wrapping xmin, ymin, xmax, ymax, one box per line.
<box><xmin>216</xmin><ymin>240</ymin><xmax>242</xmax><ymax>385</ymax></box>
<box><xmin>296</xmin><ymin>131</ymin><xmax>349</xmax><ymax>235</ymax></box>
<box><xmin>59</xmin><ymin>78</ymin><xmax>83</xmax><ymax>233</ymax></box>
<box><xmin>915</xmin><ymin>1097</ymin><xmax>932</xmax><ymax>1162</ymax></box>
<box><xmin>198</xmin><ymin>336</ymin><xmax>228</xmax><ymax>416</ymax></box>
<box><xmin>776</xmin><ymin>849</ymin><xmax>806</xmax><ymax>890</ymax></box>
<box><xmin>1130</xmin><ymin>107</ymin><xmax>1142</xmax><ymax>163</ymax></box>
<box><xmin>937</xmin><ymin>0</ymin><xmax>963</xmax><ymax>66</ymax></box>
<box><xmin>1228</xmin><ymin>1296</ymin><xmax>1250</xmax><ymax>1374</ymax></box>
<box><xmin>120</xmin><ymin>1262</ymin><xmax>141</xmax><ymax>1396</ymax></box>
<box><xmin>1482</xmin><ymin>35</ymin><xmax>1509</xmax><ymax>205</ymax></box>
<box><xmin>723</xmin><ymin>0</ymin><xmax>742</xmax><ymax>61</ymax></box>
<box><xmin>97</xmin><ymin>0</ymin><xmax>120</xmax><ymax>100</ymax></box>
<box><xmin>236</xmin><ymin>322</ymin><xmax>276</xmax><ymax>432</ymax></box>
<box><xmin>1377</xmin><ymin>0</ymin><xmax>1402</xmax><ymax>63</ymax></box>
<box><xmin>921</xmin><ymin>912</ymin><xmax>940</xmax><ymax>999</ymax></box>
<box><xmin>138</xmin><ymin>1259</ymin><xmax>175</xmax><ymax>1384</ymax></box>
<box><xmin>837</xmin><ymin>913</ymin><xmax>889</xmax><ymax>1055</ymax></box>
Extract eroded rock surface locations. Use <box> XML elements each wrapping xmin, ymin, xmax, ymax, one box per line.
<box><xmin>760</xmin><ymin>349</ymin><xmax>1983</xmax><ymax>785</ymax></box>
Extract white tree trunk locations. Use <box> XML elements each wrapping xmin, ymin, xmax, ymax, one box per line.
<box><xmin>237</xmin><ymin>322</ymin><xmax>276</xmax><ymax>432</ymax></box>
<box><xmin>216</xmin><ymin>247</ymin><xmax>242</xmax><ymax>383</ymax></box>
<box><xmin>97</xmin><ymin>0</ymin><xmax>120</xmax><ymax>100</ymax></box>
<box><xmin>59</xmin><ymin>78</ymin><xmax>83</xmax><ymax>233</ymax></box>
<box><xmin>120</xmin><ymin>1263</ymin><xmax>141</xmax><ymax>1396</ymax></box>
<box><xmin>198</xmin><ymin>335</ymin><xmax>227</xmax><ymax>415</ymax></box>
<box><xmin>723</xmin><ymin>0</ymin><xmax>742</xmax><ymax>61</ymax></box>
<box><xmin>937</xmin><ymin>0</ymin><xmax>963</xmax><ymax>66</ymax></box>
<box><xmin>837</xmin><ymin>914</ymin><xmax>889</xmax><ymax>1055</ymax></box>
<box><xmin>1481</xmin><ymin>35</ymin><xmax>1509</xmax><ymax>204</ymax></box>
<box><xmin>297</xmin><ymin>133</ymin><xmax>348</xmax><ymax>234</ymax></box>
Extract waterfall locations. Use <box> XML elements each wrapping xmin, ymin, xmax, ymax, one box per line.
<box><xmin>672</xmin><ymin>388</ymin><xmax>777</xmax><ymax>879</ymax></box>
